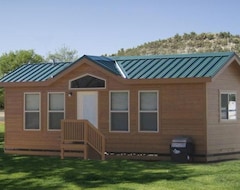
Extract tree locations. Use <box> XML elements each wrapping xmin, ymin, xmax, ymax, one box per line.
<box><xmin>0</xmin><ymin>49</ymin><xmax>44</xmax><ymax>109</ymax></box>
<box><xmin>174</xmin><ymin>33</ymin><xmax>181</xmax><ymax>42</ymax></box>
<box><xmin>46</xmin><ymin>46</ymin><xmax>78</xmax><ymax>62</ymax></box>
<box><xmin>117</xmin><ymin>48</ymin><xmax>125</xmax><ymax>56</ymax></box>
<box><xmin>0</xmin><ymin>49</ymin><xmax>44</xmax><ymax>76</ymax></box>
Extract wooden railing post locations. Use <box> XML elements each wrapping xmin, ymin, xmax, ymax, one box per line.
<box><xmin>84</xmin><ymin>120</ymin><xmax>88</xmax><ymax>159</ymax></box>
<box><xmin>101</xmin><ymin>137</ymin><xmax>106</xmax><ymax>160</ymax></box>
<box><xmin>60</xmin><ymin>120</ymin><xmax>64</xmax><ymax>159</ymax></box>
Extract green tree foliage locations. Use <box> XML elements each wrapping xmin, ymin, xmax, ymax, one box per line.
<box><xmin>110</xmin><ymin>32</ymin><xmax>240</xmax><ymax>56</ymax></box>
<box><xmin>46</xmin><ymin>46</ymin><xmax>78</xmax><ymax>62</ymax></box>
<box><xmin>0</xmin><ymin>49</ymin><xmax>44</xmax><ymax>109</ymax></box>
<box><xmin>0</xmin><ymin>49</ymin><xmax>44</xmax><ymax>76</ymax></box>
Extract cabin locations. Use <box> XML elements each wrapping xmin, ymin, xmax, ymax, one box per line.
<box><xmin>1</xmin><ymin>52</ymin><xmax>240</xmax><ymax>162</ymax></box>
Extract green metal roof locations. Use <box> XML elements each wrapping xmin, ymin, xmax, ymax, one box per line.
<box><xmin>112</xmin><ymin>52</ymin><xmax>236</xmax><ymax>79</ymax></box>
<box><xmin>83</xmin><ymin>55</ymin><xmax>121</xmax><ymax>76</ymax></box>
<box><xmin>0</xmin><ymin>52</ymin><xmax>236</xmax><ymax>83</ymax></box>
<box><xmin>0</xmin><ymin>55</ymin><xmax>121</xmax><ymax>83</ymax></box>
<box><xmin>0</xmin><ymin>62</ymin><xmax>73</xmax><ymax>82</ymax></box>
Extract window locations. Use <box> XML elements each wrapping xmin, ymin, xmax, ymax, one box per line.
<box><xmin>48</xmin><ymin>92</ymin><xmax>65</xmax><ymax>130</ymax></box>
<box><xmin>24</xmin><ymin>93</ymin><xmax>40</xmax><ymax>130</ymax></box>
<box><xmin>70</xmin><ymin>74</ymin><xmax>105</xmax><ymax>89</ymax></box>
<box><xmin>220</xmin><ymin>92</ymin><xmax>237</xmax><ymax>120</ymax></box>
<box><xmin>139</xmin><ymin>91</ymin><xmax>158</xmax><ymax>132</ymax></box>
<box><xmin>110</xmin><ymin>91</ymin><xmax>129</xmax><ymax>131</ymax></box>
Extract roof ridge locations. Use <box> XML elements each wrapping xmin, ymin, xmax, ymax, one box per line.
<box><xmin>111</xmin><ymin>51</ymin><xmax>235</xmax><ymax>61</ymax></box>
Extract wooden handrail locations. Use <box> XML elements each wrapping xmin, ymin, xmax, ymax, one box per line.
<box><xmin>86</xmin><ymin>121</ymin><xmax>105</xmax><ymax>160</ymax></box>
<box><xmin>61</xmin><ymin>119</ymin><xmax>105</xmax><ymax>160</ymax></box>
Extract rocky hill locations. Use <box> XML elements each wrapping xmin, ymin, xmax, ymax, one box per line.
<box><xmin>111</xmin><ymin>32</ymin><xmax>240</xmax><ymax>56</ymax></box>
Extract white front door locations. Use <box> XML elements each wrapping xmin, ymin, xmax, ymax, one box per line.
<box><xmin>77</xmin><ymin>91</ymin><xmax>98</xmax><ymax>128</ymax></box>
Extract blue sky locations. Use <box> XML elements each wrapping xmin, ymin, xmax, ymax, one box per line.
<box><xmin>0</xmin><ymin>0</ymin><xmax>240</xmax><ymax>57</ymax></box>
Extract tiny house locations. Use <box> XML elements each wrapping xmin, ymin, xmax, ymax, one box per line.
<box><xmin>1</xmin><ymin>52</ymin><xmax>240</xmax><ymax>162</ymax></box>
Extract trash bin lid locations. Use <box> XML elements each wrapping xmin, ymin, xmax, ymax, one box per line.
<box><xmin>172</xmin><ymin>136</ymin><xmax>193</xmax><ymax>143</ymax></box>
<box><xmin>171</xmin><ymin>142</ymin><xmax>186</xmax><ymax>148</ymax></box>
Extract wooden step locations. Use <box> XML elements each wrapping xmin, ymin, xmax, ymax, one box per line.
<box><xmin>61</xmin><ymin>143</ymin><xmax>86</xmax><ymax>151</ymax></box>
<box><xmin>61</xmin><ymin>151</ymin><xmax>85</xmax><ymax>158</ymax></box>
<box><xmin>61</xmin><ymin>143</ymin><xmax>87</xmax><ymax>159</ymax></box>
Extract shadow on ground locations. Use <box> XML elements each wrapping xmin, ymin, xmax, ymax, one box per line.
<box><xmin>0</xmin><ymin>130</ymin><xmax>196</xmax><ymax>190</ymax></box>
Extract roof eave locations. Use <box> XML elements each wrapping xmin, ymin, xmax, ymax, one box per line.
<box><xmin>0</xmin><ymin>81</ymin><xmax>47</xmax><ymax>87</ymax></box>
<box><xmin>0</xmin><ymin>76</ymin><xmax>212</xmax><ymax>88</ymax></box>
<box><xmin>118</xmin><ymin>77</ymin><xmax>212</xmax><ymax>85</ymax></box>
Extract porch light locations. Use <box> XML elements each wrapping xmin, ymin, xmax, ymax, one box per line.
<box><xmin>68</xmin><ymin>92</ymin><xmax>73</xmax><ymax>97</ymax></box>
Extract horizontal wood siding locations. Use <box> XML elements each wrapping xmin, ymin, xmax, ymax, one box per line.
<box><xmin>4</xmin><ymin>61</ymin><xmax>207</xmax><ymax>160</ymax></box>
<box><xmin>4</xmin><ymin>88</ymin><xmax>61</xmax><ymax>153</ymax></box>
<box><xmin>102</xmin><ymin>81</ymin><xmax>207</xmax><ymax>157</ymax></box>
<box><xmin>207</xmin><ymin>61</ymin><xmax>240</xmax><ymax>161</ymax></box>
<box><xmin>3</xmin><ymin>63</ymin><xmax>114</xmax><ymax>155</ymax></box>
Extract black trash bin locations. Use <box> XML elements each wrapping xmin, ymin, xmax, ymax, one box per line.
<box><xmin>170</xmin><ymin>136</ymin><xmax>194</xmax><ymax>163</ymax></box>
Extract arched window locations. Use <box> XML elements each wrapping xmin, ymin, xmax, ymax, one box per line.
<box><xmin>70</xmin><ymin>74</ymin><xmax>106</xmax><ymax>89</ymax></box>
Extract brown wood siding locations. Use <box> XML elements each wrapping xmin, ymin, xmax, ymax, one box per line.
<box><xmin>207</xmin><ymin>61</ymin><xmax>240</xmax><ymax>161</ymax></box>
<box><xmin>4</xmin><ymin>87</ymin><xmax>61</xmax><ymax>151</ymax></box>
<box><xmin>101</xmin><ymin>82</ymin><xmax>207</xmax><ymax>157</ymax></box>
<box><xmin>3</xmin><ymin>63</ymin><xmax>114</xmax><ymax>154</ymax></box>
<box><xmin>4</xmin><ymin>62</ymin><xmax>207</xmax><ymax>160</ymax></box>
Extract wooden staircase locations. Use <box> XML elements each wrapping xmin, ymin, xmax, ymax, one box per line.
<box><xmin>60</xmin><ymin>120</ymin><xmax>105</xmax><ymax>160</ymax></box>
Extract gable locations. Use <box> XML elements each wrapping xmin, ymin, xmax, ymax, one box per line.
<box><xmin>83</xmin><ymin>55</ymin><xmax>121</xmax><ymax>76</ymax></box>
<box><xmin>209</xmin><ymin>60</ymin><xmax>240</xmax><ymax>86</ymax></box>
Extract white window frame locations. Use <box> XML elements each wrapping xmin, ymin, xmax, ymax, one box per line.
<box><xmin>69</xmin><ymin>73</ymin><xmax>106</xmax><ymax>90</ymax></box>
<box><xmin>138</xmin><ymin>90</ymin><xmax>159</xmax><ymax>132</ymax></box>
<box><xmin>24</xmin><ymin>92</ymin><xmax>41</xmax><ymax>131</ymax></box>
<box><xmin>220</xmin><ymin>90</ymin><xmax>237</xmax><ymax>122</ymax></box>
<box><xmin>109</xmin><ymin>90</ymin><xmax>130</xmax><ymax>132</ymax></box>
<box><xmin>48</xmin><ymin>92</ymin><xmax>65</xmax><ymax>131</ymax></box>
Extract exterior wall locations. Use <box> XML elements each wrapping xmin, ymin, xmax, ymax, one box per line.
<box><xmin>207</xmin><ymin>61</ymin><xmax>240</xmax><ymax>161</ymax></box>
<box><xmin>4</xmin><ymin>87</ymin><xmax>61</xmax><ymax>155</ymax></box>
<box><xmin>161</xmin><ymin>83</ymin><xmax>207</xmax><ymax>161</ymax></box>
<box><xmin>4</xmin><ymin>61</ymin><xmax>207</xmax><ymax>160</ymax></box>
<box><xmin>3</xmin><ymin>63</ymin><xmax>115</xmax><ymax>155</ymax></box>
<box><xmin>103</xmin><ymin>82</ymin><xmax>207</xmax><ymax>161</ymax></box>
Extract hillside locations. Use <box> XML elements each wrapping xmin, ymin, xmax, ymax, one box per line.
<box><xmin>111</xmin><ymin>32</ymin><xmax>240</xmax><ymax>56</ymax></box>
